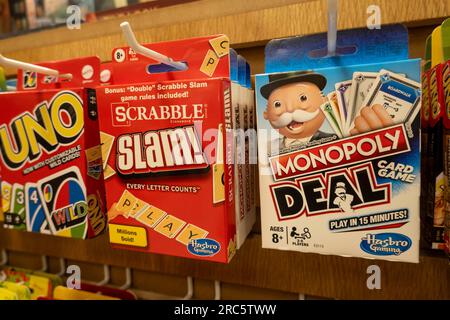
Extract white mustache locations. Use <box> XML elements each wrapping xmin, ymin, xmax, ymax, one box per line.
<box><xmin>270</xmin><ymin>109</ymin><xmax>320</xmax><ymax>128</ymax></box>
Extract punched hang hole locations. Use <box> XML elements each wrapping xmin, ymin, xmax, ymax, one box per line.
<box><xmin>147</xmin><ymin>61</ymin><xmax>189</xmax><ymax>74</ymax></box>
<box><xmin>58</xmin><ymin>74</ymin><xmax>73</xmax><ymax>82</ymax></box>
<box><xmin>308</xmin><ymin>45</ymin><xmax>358</xmax><ymax>59</ymax></box>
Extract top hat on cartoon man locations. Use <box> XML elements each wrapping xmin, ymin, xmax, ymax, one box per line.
<box><xmin>261</xmin><ymin>71</ymin><xmax>332</xmax><ymax>142</ymax></box>
<box><xmin>335</xmin><ymin>182</ymin><xmax>347</xmax><ymax>196</ymax></box>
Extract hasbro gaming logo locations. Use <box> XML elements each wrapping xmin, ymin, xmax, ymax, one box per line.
<box><xmin>360</xmin><ymin>233</ymin><xmax>412</xmax><ymax>256</ymax></box>
<box><xmin>187</xmin><ymin>238</ymin><xmax>221</xmax><ymax>257</ymax></box>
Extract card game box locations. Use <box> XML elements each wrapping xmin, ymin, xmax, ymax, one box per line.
<box><xmin>423</xmin><ymin>62</ymin><xmax>447</xmax><ymax>250</ymax></box>
<box><xmin>96</xmin><ymin>35</ymin><xmax>239</xmax><ymax>263</ymax></box>
<box><xmin>442</xmin><ymin>60</ymin><xmax>450</xmax><ymax>256</ymax></box>
<box><xmin>0</xmin><ymin>57</ymin><xmax>107</xmax><ymax>239</ymax></box>
<box><xmin>0</xmin><ymin>67</ymin><xmax>5</xmax><ymax>92</ymax></box>
<box><xmin>438</xmin><ymin>19</ymin><xmax>450</xmax><ymax>257</ymax></box>
<box><xmin>230</xmin><ymin>51</ymin><xmax>257</xmax><ymax>249</ymax></box>
<box><xmin>420</xmin><ymin>69</ymin><xmax>431</xmax><ymax>249</ymax></box>
<box><xmin>256</xmin><ymin>26</ymin><xmax>421</xmax><ymax>262</ymax></box>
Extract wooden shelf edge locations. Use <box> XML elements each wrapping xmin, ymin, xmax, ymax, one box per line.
<box><xmin>1</xmin><ymin>228</ymin><xmax>448</xmax><ymax>300</ymax></box>
<box><xmin>0</xmin><ymin>0</ymin><xmax>449</xmax><ymax>76</ymax></box>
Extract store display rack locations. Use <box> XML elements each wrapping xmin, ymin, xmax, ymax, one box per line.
<box><xmin>0</xmin><ymin>226</ymin><xmax>448</xmax><ymax>300</ymax></box>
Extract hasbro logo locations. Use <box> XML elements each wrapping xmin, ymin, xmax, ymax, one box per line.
<box><xmin>360</xmin><ymin>233</ymin><xmax>412</xmax><ymax>256</ymax></box>
<box><xmin>187</xmin><ymin>238</ymin><xmax>221</xmax><ymax>257</ymax></box>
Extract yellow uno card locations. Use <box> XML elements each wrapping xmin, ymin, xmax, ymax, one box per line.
<box><xmin>1</xmin><ymin>180</ymin><xmax>12</xmax><ymax>214</ymax></box>
<box><xmin>154</xmin><ymin>215</ymin><xmax>186</xmax><ymax>238</ymax></box>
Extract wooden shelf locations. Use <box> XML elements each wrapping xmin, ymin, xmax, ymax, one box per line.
<box><xmin>1</xmin><ymin>228</ymin><xmax>448</xmax><ymax>300</ymax></box>
<box><xmin>0</xmin><ymin>0</ymin><xmax>449</xmax><ymax>76</ymax></box>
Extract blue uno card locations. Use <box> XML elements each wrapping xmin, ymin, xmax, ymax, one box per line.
<box><xmin>25</xmin><ymin>183</ymin><xmax>50</xmax><ymax>233</ymax></box>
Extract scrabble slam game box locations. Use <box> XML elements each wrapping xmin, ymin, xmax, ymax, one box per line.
<box><xmin>0</xmin><ymin>57</ymin><xmax>107</xmax><ymax>238</ymax></box>
<box><xmin>96</xmin><ymin>36</ymin><xmax>245</xmax><ymax>263</ymax></box>
<box><xmin>256</xmin><ymin>25</ymin><xmax>422</xmax><ymax>262</ymax></box>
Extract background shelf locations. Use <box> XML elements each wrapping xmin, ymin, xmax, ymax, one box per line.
<box><xmin>0</xmin><ymin>227</ymin><xmax>448</xmax><ymax>300</ymax></box>
<box><xmin>0</xmin><ymin>0</ymin><xmax>449</xmax><ymax>76</ymax></box>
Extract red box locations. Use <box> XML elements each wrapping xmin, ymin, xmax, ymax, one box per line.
<box><xmin>96</xmin><ymin>36</ymin><xmax>237</xmax><ymax>263</ymax></box>
<box><xmin>0</xmin><ymin>57</ymin><xmax>107</xmax><ymax>238</ymax></box>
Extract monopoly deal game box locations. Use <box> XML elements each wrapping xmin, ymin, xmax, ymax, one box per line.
<box><xmin>96</xmin><ymin>36</ymin><xmax>237</xmax><ymax>263</ymax></box>
<box><xmin>0</xmin><ymin>57</ymin><xmax>107</xmax><ymax>238</ymax></box>
<box><xmin>256</xmin><ymin>27</ymin><xmax>422</xmax><ymax>263</ymax></box>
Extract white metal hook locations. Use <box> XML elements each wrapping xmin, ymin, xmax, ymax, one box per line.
<box><xmin>214</xmin><ymin>280</ymin><xmax>221</xmax><ymax>300</ymax></box>
<box><xmin>96</xmin><ymin>265</ymin><xmax>111</xmax><ymax>286</ymax></box>
<box><xmin>119</xmin><ymin>267</ymin><xmax>132</xmax><ymax>290</ymax></box>
<box><xmin>120</xmin><ymin>22</ymin><xmax>188</xmax><ymax>71</ymax></box>
<box><xmin>56</xmin><ymin>258</ymin><xmax>66</xmax><ymax>277</ymax></box>
<box><xmin>0</xmin><ymin>249</ymin><xmax>8</xmax><ymax>266</ymax></box>
<box><xmin>182</xmin><ymin>276</ymin><xmax>194</xmax><ymax>300</ymax></box>
<box><xmin>327</xmin><ymin>0</ymin><xmax>338</xmax><ymax>56</ymax></box>
<box><xmin>0</xmin><ymin>54</ymin><xmax>72</xmax><ymax>80</ymax></box>
<box><xmin>40</xmin><ymin>255</ymin><xmax>48</xmax><ymax>272</ymax></box>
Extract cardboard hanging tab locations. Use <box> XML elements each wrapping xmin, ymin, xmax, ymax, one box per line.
<box><xmin>265</xmin><ymin>24</ymin><xmax>409</xmax><ymax>73</ymax></box>
<box><xmin>110</xmin><ymin>35</ymin><xmax>230</xmax><ymax>84</ymax></box>
<box><xmin>16</xmin><ymin>56</ymin><xmax>100</xmax><ymax>91</ymax></box>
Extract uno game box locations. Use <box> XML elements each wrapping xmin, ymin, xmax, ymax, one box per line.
<box><xmin>256</xmin><ymin>26</ymin><xmax>421</xmax><ymax>263</ymax></box>
<box><xmin>96</xmin><ymin>35</ymin><xmax>238</xmax><ymax>263</ymax></box>
<box><xmin>443</xmin><ymin>60</ymin><xmax>450</xmax><ymax>256</ymax></box>
<box><xmin>0</xmin><ymin>57</ymin><xmax>107</xmax><ymax>239</ymax></box>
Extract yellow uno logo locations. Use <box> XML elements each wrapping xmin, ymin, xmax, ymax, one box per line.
<box><xmin>87</xmin><ymin>193</ymin><xmax>106</xmax><ymax>236</ymax></box>
<box><xmin>0</xmin><ymin>91</ymin><xmax>84</xmax><ymax>170</ymax></box>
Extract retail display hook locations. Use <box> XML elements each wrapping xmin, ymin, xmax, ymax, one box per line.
<box><xmin>120</xmin><ymin>22</ymin><xmax>188</xmax><ymax>71</ymax></box>
<box><xmin>327</xmin><ymin>0</ymin><xmax>338</xmax><ymax>56</ymax></box>
<box><xmin>0</xmin><ymin>249</ymin><xmax>8</xmax><ymax>266</ymax></box>
<box><xmin>0</xmin><ymin>54</ymin><xmax>72</xmax><ymax>79</ymax></box>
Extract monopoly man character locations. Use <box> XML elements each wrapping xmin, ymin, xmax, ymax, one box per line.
<box><xmin>261</xmin><ymin>71</ymin><xmax>394</xmax><ymax>155</ymax></box>
<box><xmin>261</xmin><ymin>71</ymin><xmax>336</xmax><ymax>155</ymax></box>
